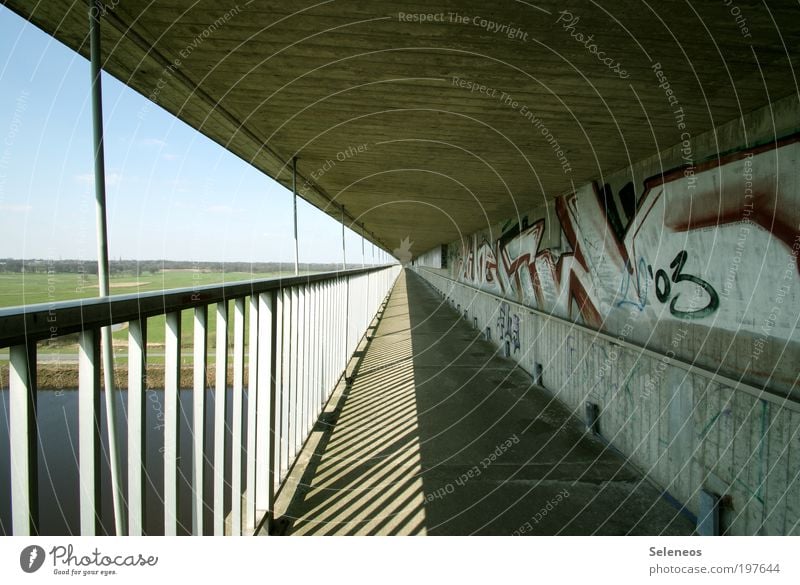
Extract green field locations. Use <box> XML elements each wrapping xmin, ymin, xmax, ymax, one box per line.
<box><xmin>0</xmin><ymin>270</ymin><xmax>285</xmax><ymax>306</ymax></box>
<box><xmin>0</xmin><ymin>270</ymin><xmax>292</xmax><ymax>363</ymax></box>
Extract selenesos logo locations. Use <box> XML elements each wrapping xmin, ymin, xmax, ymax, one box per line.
<box><xmin>20</xmin><ymin>545</ymin><xmax>46</xmax><ymax>573</ymax></box>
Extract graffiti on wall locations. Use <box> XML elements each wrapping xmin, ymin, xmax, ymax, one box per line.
<box><xmin>496</xmin><ymin>301</ymin><xmax>521</xmax><ymax>354</ymax></box>
<box><xmin>450</xmin><ymin>135</ymin><xmax>800</xmax><ymax>343</ymax></box>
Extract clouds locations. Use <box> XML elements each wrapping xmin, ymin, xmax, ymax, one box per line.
<box><xmin>206</xmin><ymin>204</ymin><xmax>234</xmax><ymax>214</ymax></box>
<box><xmin>140</xmin><ymin>137</ymin><xmax>180</xmax><ymax>161</ymax></box>
<box><xmin>139</xmin><ymin>137</ymin><xmax>167</xmax><ymax>148</ymax></box>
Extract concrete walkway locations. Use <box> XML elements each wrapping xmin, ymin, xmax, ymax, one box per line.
<box><xmin>275</xmin><ymin>269</ymin><xmax>695</xmax><ymax>535</ymax></box>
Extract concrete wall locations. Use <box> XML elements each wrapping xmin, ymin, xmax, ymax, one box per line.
<box><xmin>412</xmin><ymin>94</ymin><xmax>800</xmax><ymax>535</ymax></box>
<box><xmin>414</xmin><ymin>245</ymin><xmax>444</xmax><ymax>269</ymax></box>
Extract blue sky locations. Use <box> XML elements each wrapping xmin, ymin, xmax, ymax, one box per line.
<box><xmin>0</xmin><ymin>7</ymin><xmax>385</xmax><ymax>265</ymax></box>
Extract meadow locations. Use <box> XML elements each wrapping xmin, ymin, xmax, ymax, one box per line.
<box><xmin>0</xmin><ymin>270</ymin><xmax>289</xmax><ymax>365</ymax></box>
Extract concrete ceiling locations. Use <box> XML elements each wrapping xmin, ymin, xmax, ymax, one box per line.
<box><xmin>6</xmin><ymin>0</ymin><xmax>800</xmax><ymax>258</ymax></box>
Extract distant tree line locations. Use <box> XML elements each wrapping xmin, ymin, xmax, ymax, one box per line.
<box><xmin>0</xmin><ymin>258</ymin><xmax>358</xmax><ymax>274</ymax></box>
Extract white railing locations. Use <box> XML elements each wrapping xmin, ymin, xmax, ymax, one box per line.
<box><xmin>1</xmin><ymin>265</ymin><xmax>400</xmax><ymax>535</ymax></box>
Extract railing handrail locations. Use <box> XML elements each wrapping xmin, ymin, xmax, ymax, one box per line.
<box><xmin>0</xmin><ymin>264</ymin><xmax>395</xmax><ymax>347</ymax></box>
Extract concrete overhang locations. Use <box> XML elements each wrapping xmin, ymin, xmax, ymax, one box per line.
<box><xmin>6</xmin><ymin>0</ymin><xmax>800</xmax><ymax>258</ymax></box>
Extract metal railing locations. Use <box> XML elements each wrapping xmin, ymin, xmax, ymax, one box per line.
<box><xmin>1</xmin><ymin>264</ymin><xmax>400</xmax><ymax>535</ymax></box>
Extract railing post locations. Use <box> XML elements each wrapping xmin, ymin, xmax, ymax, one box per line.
<box><xmin>300</xmin><ymin>284</ymin><xmax>313</xmax><ymax>444</ymax></box>
<box><xmin>164</xmin><ymin>311</ymin><xmax>181</xmax><ymax>536</ymax></box>
<box><xmin>338</xmin><ymin>277</ymin><xmax>344</xmax><ymax>378</ymax></box>
<box><xmin>255</xmin><ymin>291</ymin><xmax>276</xmax><ymax>532</ymax></box>
<box><xmin>272</xmin><ymin>289</ymin><xmax>283</xmax><ymax>490</ymax></box>
<box><xmin>78</xmin><ymin>329</ymin><xmax>101</xmax><ymax>535</ymax></box>
<box><xmin>245</xmin><ymin>295</ymin><xmax>259</xmax><ymax>532</ymax></box>
<box><xmin>9</xmin><ymin>342</ymin><xmax>38</xmax><ymax>535</ymax></box>
<box><xmin>280</xmin><ymin>288</ymin><xmax>291</xmax><ymax>477</ymax></box>
<box><xmin>213</xmin><ymin>301</ymin><xmax>229</xmax><ymax>535</ymax></box>
<box><xmin>291</xmin><ymin>286</ymin><xmax>300</xmax><ymax>459</ymax></box>
<box><xmin>344</xmin><ymin>275</ymin><xmax>350</xmax><ymax>360</ymax></box>
<box><xmin>192</xmin><ymin>306</ymin><xmax>208</xmax><ymax>536</ymax></box>
<box><xmin>231</xmin><ymin>298</ymin><xmax>246</xmax><ymax>535</ymax></box>
<box><xmin>323</xmin><ymin>281</ymin><xmax>330</xmax><ymax>401</ymax></box>
<box><xmin>127</xmin><ymin>319</ymin><xmax>147</xmax><ymax>536</ymax></box>
<box><xmin>313</xmin><ymin>283</ymin><xmax>321</xmax><ymax>411</ymax></box>
<box><xmin>309</xmin><ymin>283</ymin><xmax>318</xmax><ymax>424</ymax></box>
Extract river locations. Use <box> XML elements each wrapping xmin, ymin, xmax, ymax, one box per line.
<box><xmin>0</xmin><ymin>387</ymin><xmax>243</xmax><ymax>535</ymax></box>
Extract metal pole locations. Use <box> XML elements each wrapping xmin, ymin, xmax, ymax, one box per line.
<box><xmin>89</xmin><ymin>2</ymin><xmax>125</xmax><ymax>535</ymax></box>
<box><xmin>292</xmin><ymin>157</ymin><xmax>299</xmax><ymax>276</ymax></box>
<box><xmin>341</xmin><ymin>206</ymin><xmax>346</xmax><ymax>270</ymax></box>
<box><xmin>361</xmin><ymin>223</ymin><xmax>365</xmax><ymax>269</ymax></box>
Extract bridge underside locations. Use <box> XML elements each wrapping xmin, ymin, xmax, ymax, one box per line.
<box><xmin>6</xmin><ymin>0</ymin><xmax>800</xmax><ymax>255</ymax></box>
<box><xmin>274</xmin><ymin>270</ymin><xmax>693</xmax><ymax>535</ymax></box>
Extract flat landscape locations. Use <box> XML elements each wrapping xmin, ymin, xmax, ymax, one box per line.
<box><xmin>0</xmin><ymin>268</ymin><xmax>290</xmax><ymax>386</ymax></box>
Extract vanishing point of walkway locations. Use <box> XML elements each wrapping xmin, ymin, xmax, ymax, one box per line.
<box><xmin>274</xmin><ymin>270</ymin><xmax>694</xmax><ymax>535</ymax></box>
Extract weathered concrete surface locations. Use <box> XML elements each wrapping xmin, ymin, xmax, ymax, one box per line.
<box><xmin>7</xmin><ymin>1</ymin><xmax>800</xmax><ymax>255</ymax></box>
<box><xmin>275</xmin><ymin>269</ymin><xmax>695</xmax><ymax>535</ymax></box>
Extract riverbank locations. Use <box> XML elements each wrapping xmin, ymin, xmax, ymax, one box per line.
<box><xmin>0</xmin><ymin>363</ymin><xmax>236</xmax><ymax>390</ymax></box>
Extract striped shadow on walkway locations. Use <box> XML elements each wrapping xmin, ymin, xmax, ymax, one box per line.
<box><xmin>272</xmin><ymin>269</ymin><xmax>694</xmax><ymax>535</ymax></box>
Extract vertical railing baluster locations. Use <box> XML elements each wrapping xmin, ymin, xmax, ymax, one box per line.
<box><xmin>272</xmin><ymin>290</ymin><xmax>283</xmax><ymax>489</ymax></box>
<box><xmin>327</xmin><ymin>280</ymin><xmax>333</xmax><ymax>400</ymax></box>
<box><xmin>290</xmin><ymin>286</ymin><xmax>300</xmax><ymax>460</ymax></box>
<box><xmin>313</xmin><ymin>283</ymin><xmax>320</xmax><ymax>415</ymax></box>
<box><xmin>245</xmin><ymin>295</ymin><xmax>259</xmax><ymax>532</ymax></box>
<box><xmin>322</xmin><ymin>282</ymin><xmax>328</xmax><ymax>401</ymax></box>
<box><xmin>164</xmin><ymin>311</ymin><xmax>181</xmax><ymax>536</ymax></box>
<box><xmin>267</xmin><ymin>291</ymin><xmax>278</xmax><ymax>528</ymax></box>
<box><xmin>9</xmin><ymin>342</ymin><xmax>38</xmax><ymax>536</ymax></box>
<box><xmin>333</xmin><ymin>279</ymin><xmax>340</xmax><ymax>381</ymax></box>
<box><xmin>255</xmin><ymin>292</ymin><xmax>276</xmax><ymax>531</ymax></box>
<box><xmin>280</xmin><ymin>288</ymin><xmax>291</xmax><ymax>476</ymax></box>
<box><xmin>213</xmin><ymin>301</ymin><xmax>228</xmax><ymax>535</ymax></box>
<box><xmin>317</xmin><ymin>283</ymin><xmax>324</xmax><ymax>409</ymax></box>
<box><xmin>78</xmin><ymin>329</ymin><xmax>101</xmax><ymax>535</ymax></box>
<box><xmin>345</xmin><ymin>275</ymin><xmax>351</xmax><ymax>359</ymax></box>
<box><xmin>340</xmin><ymin>277</ymin><xmax>346</xmax><ymax>377</ymax></box>
<box><xmin>302</xmin><ymin>284</ymin><xmax>310</xmax><ymax>439</ymax></box>
<box><xmin>308</xmin><ymin>283</ymin><xmax>317</xmax><ymax>427</ymax></box>
<box><xmin>231</xmin><ymin>298</ymin><xmax>246</xmax><ymax>535</ymax></box>
<box><xmin>297</xmin><ymin>285</ymin><xmax>307</xmax><ymax>445</ymax></box>
<box><xmin>128</xmin><ymin>319</ymin><xmax>146</xmax><ymax>536</ymax></box>
<box><xmin>192</xmin><ymin>306</ymin><xmax>207</xmax><ymax>536</ymax></box>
